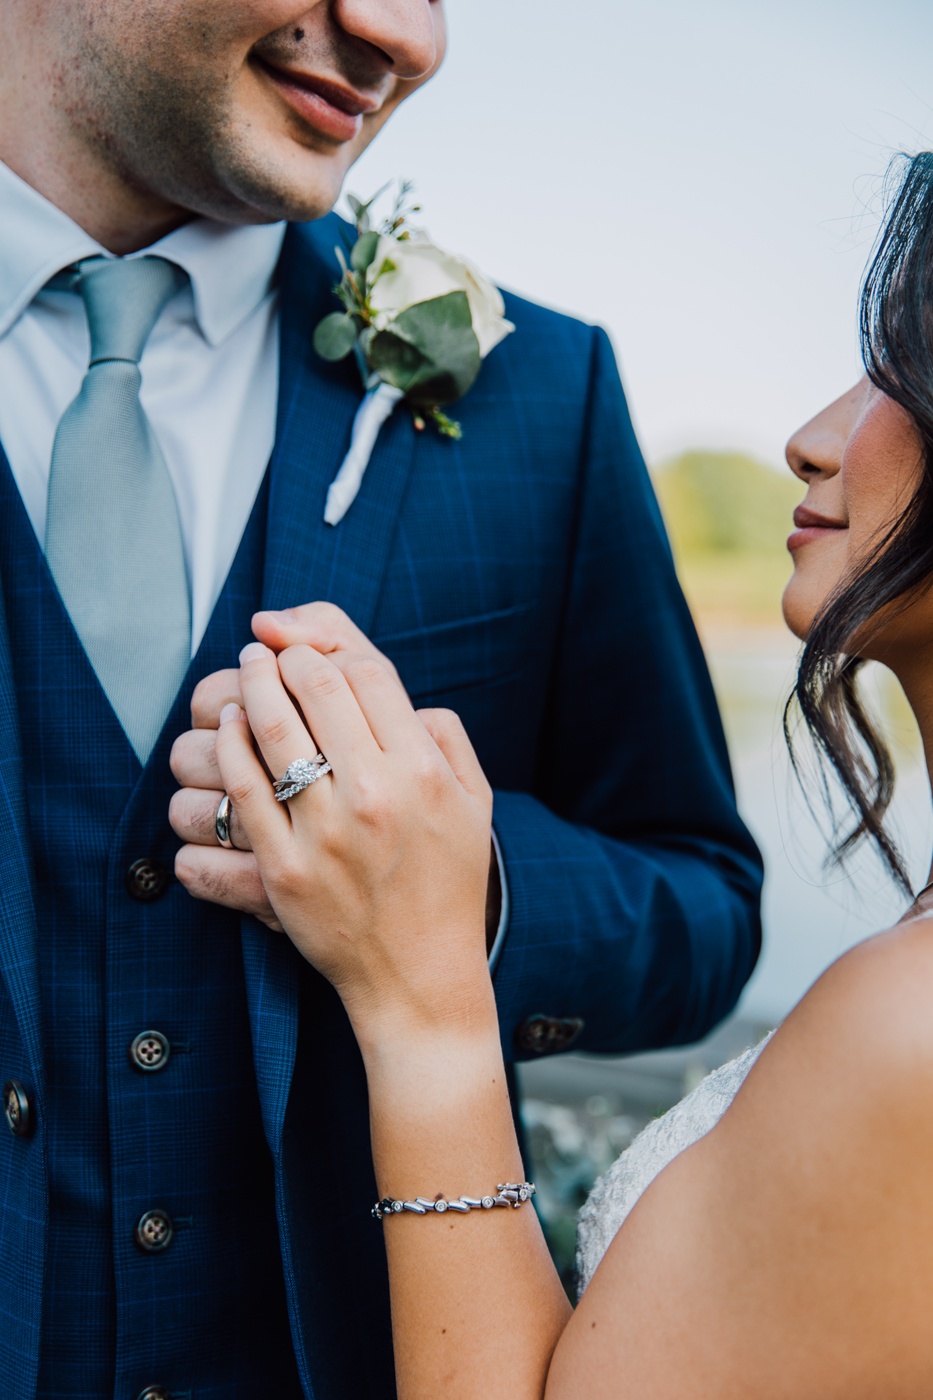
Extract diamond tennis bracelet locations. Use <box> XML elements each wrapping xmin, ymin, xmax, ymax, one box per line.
<box><xmin>372</xmin><ymin>1182</ymin><xmax>535</xmax><ymax>1220</ymax></box>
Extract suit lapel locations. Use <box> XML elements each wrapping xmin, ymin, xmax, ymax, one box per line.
<box><xmin>262</xmin><ymin>218</ymin><xmax>417</xmax><ymax>633</ymax></box>
<box><xmin>0</xmin><ymin>462</ymin><xmax>43</xmax><ymax>1107</ymax></box>
<box><xmin>245</xmin><ymin>218</ymin><xmax>416</xmax><ymax>1158</ymax></box>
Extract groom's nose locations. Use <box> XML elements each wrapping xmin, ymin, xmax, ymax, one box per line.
<box><xmin>333</xmin><ymin>0</ymin><xmax>444</xmax><ymax>80</ymax></box>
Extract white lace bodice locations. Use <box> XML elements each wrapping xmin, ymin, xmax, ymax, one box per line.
<box><xmin>574</xmin><ymin>1034</ymin><xmax>773</xmax><ymax>1295</ymax></box>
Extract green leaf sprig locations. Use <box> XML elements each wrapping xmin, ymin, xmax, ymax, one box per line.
<box><xmin>312</xmin><ymin>182</ymin><xmax>482</xmax><ymax>439</ymax></box>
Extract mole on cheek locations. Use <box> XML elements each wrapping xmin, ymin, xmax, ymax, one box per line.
<box><xmin>294</xmin><ymin>27</ymin><xmax>305</xmax><ymax>41</ymax></box>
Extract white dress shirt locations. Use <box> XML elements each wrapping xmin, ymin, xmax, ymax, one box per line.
<box><xmin>0</xmin><ymin>157</ymin><xmax>285</xmax><ymax>655</ymax></box>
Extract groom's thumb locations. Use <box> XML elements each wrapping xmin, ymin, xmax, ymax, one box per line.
<box><xmin>252</xmin><ymin>602</ymin><xmax>407</xmax><ymax>694</ymax></box>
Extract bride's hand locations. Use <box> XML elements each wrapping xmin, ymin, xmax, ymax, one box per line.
<box><xmin>213</xmin><ymin>641</ymin><xmax>495</xmax><ymax>1041</ymax></box>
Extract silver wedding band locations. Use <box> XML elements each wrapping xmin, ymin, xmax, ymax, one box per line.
<box><xmin>215</xmin><ymin>793</ymin><xmax>234</xmax><ymax>849</ymax></box>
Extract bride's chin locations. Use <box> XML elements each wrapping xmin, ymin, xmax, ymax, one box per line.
<box><xmin>781</xmin><ymin>577</ymin><xmax>816</xmax><ymax>643</ymax></box>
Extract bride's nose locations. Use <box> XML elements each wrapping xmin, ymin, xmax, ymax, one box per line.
<box><xmin>786</xmin><ymin>377</ymin><xmax>868</xmax><ymax>484</ymax></box>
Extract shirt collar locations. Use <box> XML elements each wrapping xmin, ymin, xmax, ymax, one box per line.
<box><xmin>0</xmin><ymin>157</ymin><xmax>287</xmax><ymax>347</ymax></box>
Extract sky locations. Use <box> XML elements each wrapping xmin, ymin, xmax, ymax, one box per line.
<box><xmin>344</xmin><ymin>0</ymin><xmax>933</xmax><ymax>471</ymax></box>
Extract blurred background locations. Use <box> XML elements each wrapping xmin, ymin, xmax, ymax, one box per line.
<box><xmin>344</xmin><ymin>0</ymin><xmax>933</xmax><ymax>1282</ymax></box>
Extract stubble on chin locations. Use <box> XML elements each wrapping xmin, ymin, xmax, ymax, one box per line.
<box><xmin>59</xmin><ymin>2</ymin><xmax>385</xmax><ymax>227</ymax></box>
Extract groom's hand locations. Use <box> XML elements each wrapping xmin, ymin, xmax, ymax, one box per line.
<box><xmin>169</xmin><ymin>604</ymin><xmax>405</xmax><ymax>929</ymax></box>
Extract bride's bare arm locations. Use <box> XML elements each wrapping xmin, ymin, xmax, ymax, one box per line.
<box><xmin>213</xmin><ymin>642</ymin><xmax>570</xmax><ymax>1400</ymax></box>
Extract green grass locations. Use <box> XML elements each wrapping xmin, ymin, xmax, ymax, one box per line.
<box><xmin>652</xmin><ymin>451</ymin><xmax>803</xmax><ymax>627</ymax></box>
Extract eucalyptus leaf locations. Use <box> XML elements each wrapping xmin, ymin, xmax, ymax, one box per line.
<box><xmin>313</xmin><ymin>312</ymin><xmax>358</xmax><ymax>362</ymax></box>
<box><xmin>368</xmin><ymin>330</ymin><xmax>430</xmax><ymax>391</ymax></box>
<box><xmin>351</xmin><ymin>230</ymin><xmax>380</xmax><ymax>273</ymax></box>
<box><xmin>384</xmin><ymin>291</ymin><xmax>481</xmax><ymax>404</ymax></box>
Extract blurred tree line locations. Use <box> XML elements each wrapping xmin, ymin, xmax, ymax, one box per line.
<box><xmin>652</xmin><ymin>451</ymin><xmax>803</xmax><ymax>627</ymax></box>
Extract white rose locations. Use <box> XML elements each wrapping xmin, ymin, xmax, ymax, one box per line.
<box><xmin>367</xmin><ymin>235</ymin><xmax>515</xmax><ymax>358</ymax></box>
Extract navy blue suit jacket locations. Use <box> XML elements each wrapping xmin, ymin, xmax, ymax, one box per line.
<box><xmin>0</xmin><ymin>215</ymin><xmax>761</xmax><ymax>1398</ymax></box>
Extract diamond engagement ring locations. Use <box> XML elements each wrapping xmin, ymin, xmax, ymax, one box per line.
<box><xmin>273</xmin><ymin>755</ymin><xmax>332</xmax><ymax>803</ymax></box>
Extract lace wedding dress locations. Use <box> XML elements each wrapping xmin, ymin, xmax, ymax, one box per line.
<box><xmin>575</xmin><ymin>1033</ymin><xmax>774</xmax><ymax>1296</ymax></box>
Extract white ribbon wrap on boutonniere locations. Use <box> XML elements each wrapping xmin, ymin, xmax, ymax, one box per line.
<box><xmin>314</xmin><ymin>183</ymin><xmax>514</xmax><ymax>526</ymax></box>
<box><xmin>323</xmin><ymin>381</ymin><xmax>405</xmax><ymax>526</ymax></box>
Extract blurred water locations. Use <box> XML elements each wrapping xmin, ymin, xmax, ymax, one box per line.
<box><xmin>709</xmin><ymin>626</ymin><xmax>932</xmax><ymax>1024</ymax></box>
<box><xmin>518</xmin><ymin>625</ymin><xmax>932</xmax><ymax>1283</ymax></box>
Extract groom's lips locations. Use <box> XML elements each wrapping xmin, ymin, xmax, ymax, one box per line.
<box><xmin>787</xmin><ymin>504</ymin><xmax>848</xmax><ymax>553</ymax></box>
<box><xmin>256</xmin><ymin>61</ymin><xmax>379</xmax><ymax>141</ymax></box>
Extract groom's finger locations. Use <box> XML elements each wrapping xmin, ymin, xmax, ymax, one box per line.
<box><xmin>170</xmin><ymin>726</ymin><xmax>223</xmax><ymax>790</ymax></box>
<box><xmin>251</xmin><ymin>601</ymin><xmax>406</xmax><ymax>694</ymax></box>
<box><xmin>168</xmin><ymin>786</ymin><xmax>253</xmax><ymax>851</ymax></box>
<box><xmin>174</xmin><ymin>844</ymin><xmax>281</xmax><ymax>928</ymax></box>
<box><xmin>190</xmin><ymin>669</ymin><xmax>243</xmax><ymax>729</ymax></box>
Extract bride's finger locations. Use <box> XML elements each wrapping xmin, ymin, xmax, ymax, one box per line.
<box><xmin>237</xmin><ymin>642</ymin><xmax>371</xmax><ymax>788</ymax></box>
<box><xmin>270</xmin><ymin>644</ymin><xmax>382</xmax><ymax>773</ymax></box>
<box><xmin>213</xmin><ymin>703</ymin><xmax>292</xmax><ymax>858</ymax></box>
<box><xmin>416</xmin><ymin>709</ymin><xmax>492</xmax><ymax>810</ymax></box>
<box><xmin>290</xmin><ymin>647</ymin><xmax>423</xmax><ymax>755</ymax></box>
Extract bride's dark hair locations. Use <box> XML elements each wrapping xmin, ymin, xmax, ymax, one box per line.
<box><xmin>788</xmin><ymin>151</ymin><xmax>933</xmax><ymax>894</ymax></box>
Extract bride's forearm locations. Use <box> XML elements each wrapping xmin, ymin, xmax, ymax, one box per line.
<box><xmin>357</xmin><ymin>1002</ymin><xmax>573</xmax><ymax>1400</ymax></box>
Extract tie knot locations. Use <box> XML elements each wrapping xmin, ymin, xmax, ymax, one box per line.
<box><xmin>71</xmin><ymin>256</ymin><xmax>186</xmax><ymax>367</ymax></box>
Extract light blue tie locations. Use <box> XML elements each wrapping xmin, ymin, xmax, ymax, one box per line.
<box><xmin>45</xmin><ymin>256</ymin><xmax>191</xmax><ymax>764</ymax></box>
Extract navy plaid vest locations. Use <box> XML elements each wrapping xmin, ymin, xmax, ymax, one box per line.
<box><xmin>0</xmin><ymin>457</ymin><xmax>304</xmax><ymax>1399</ymax></box>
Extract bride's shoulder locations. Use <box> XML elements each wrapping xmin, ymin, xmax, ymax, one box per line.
<box><xmin>793</xmin><ymin>911</ymin><xmax>933</xmax><ymax>1071</ymax></box>
<box><xmin>727</xmin><ymin>912</ymin><xmax>933</xmax><ymax>1144</ymax></box>
<box><xmin>555</xmin><ymin>915</ymin><xmax>933</xmax><ymax>1399</ymax></box>
<box><xmin>576</xmin><ymin>914</ymin><xmax>933</xmax><ymax>1296</ymax></box>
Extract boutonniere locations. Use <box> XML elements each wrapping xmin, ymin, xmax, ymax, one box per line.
<box><xmin>314</xmin><ymin>183</ymin><xmax>515</xmax><ymax>525</ymax></box>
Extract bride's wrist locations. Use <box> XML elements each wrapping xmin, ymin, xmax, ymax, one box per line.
<box><xmin>338</xmin><ymin>942</ymin><xmax>498</xmax><ymax>1054</ymax></box>
<box><xmin>351</xmin><ymin>996</ymin><xmax>503</xmax><ymax>1091</ymax></box>
<box><xmin>363</xmin><ymin>1033</ymin><xmax>510</xmax><ymax>1141</ymax></box>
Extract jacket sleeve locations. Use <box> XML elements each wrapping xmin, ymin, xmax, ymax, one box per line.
<box><xmin>491</xmin><ymin>326</ymin><xmax>763</xmax><ymax>1059</ymax></box>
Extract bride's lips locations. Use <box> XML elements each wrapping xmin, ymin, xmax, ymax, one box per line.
<box><xmin>787</xmin><ymin>504</ymin><xmax>848</xmax><ymax>553</ymax></box>
<box><xmin>256</xmin><ymin>60</ymin><xmax>379</xmax><ymax>142</ymax></box>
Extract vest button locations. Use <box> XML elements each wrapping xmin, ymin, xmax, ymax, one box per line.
<box><xmin>135</xmin><ymin>1208</ymin><xmax>174</xmax><ymax>1253</ymax></box>
<box><xmin>3</xmin><ymin>1079</ymin><xmax>31</xmax><ymax>1137</ymax></box>
<box><xmin>128</xmin><ymin>1030</ymin><xmax>171</xmax><ymax>1074</ymax></box>
<box><xmin>126</xmin><ymin>858</ymin><xmax>171</xmax><ymax>903</ymax></box>
<box><xmin>137</xmin><ymin>1389</ymin><xmax>171</xmax><ymax>1400</ymax></box>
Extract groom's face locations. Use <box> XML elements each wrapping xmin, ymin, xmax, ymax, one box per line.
<box><xmin>13</xmin><ymin>0</ymin><xmax>446</xmax><ymax>225</ymax></box>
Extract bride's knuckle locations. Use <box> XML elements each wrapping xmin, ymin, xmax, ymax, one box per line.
<box><xmin>288</xmin><ymin>652</ymin><xmax>344</xmax><ymax>701</ymax></box>
<box><xmin>225</xmin><ymin>771</ymin><xmax>257</xmax><ymax>807</ymax></box>
<box><xmin>345</xmin><ymin>657</ymin><xmax>388</xmax><ymax>689</ymax></box>
<box><xmin>411</xmin><ymin>751</ymin><xmax>448</xmax><ymax>795</ymax></box>
<box><xmin>254</xmin><ymin>713</ymin><xmax>294</xmax><ymax>749</ymax></box>
<box><xmin>433</xmin><ymin>707</ymin><xmax>463</xmax><ymax>734</ymax></box>
<box><xmin>350</xmin><ymin>774</ymin><xmax>393</xmax><ymax>825</ymax></box>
